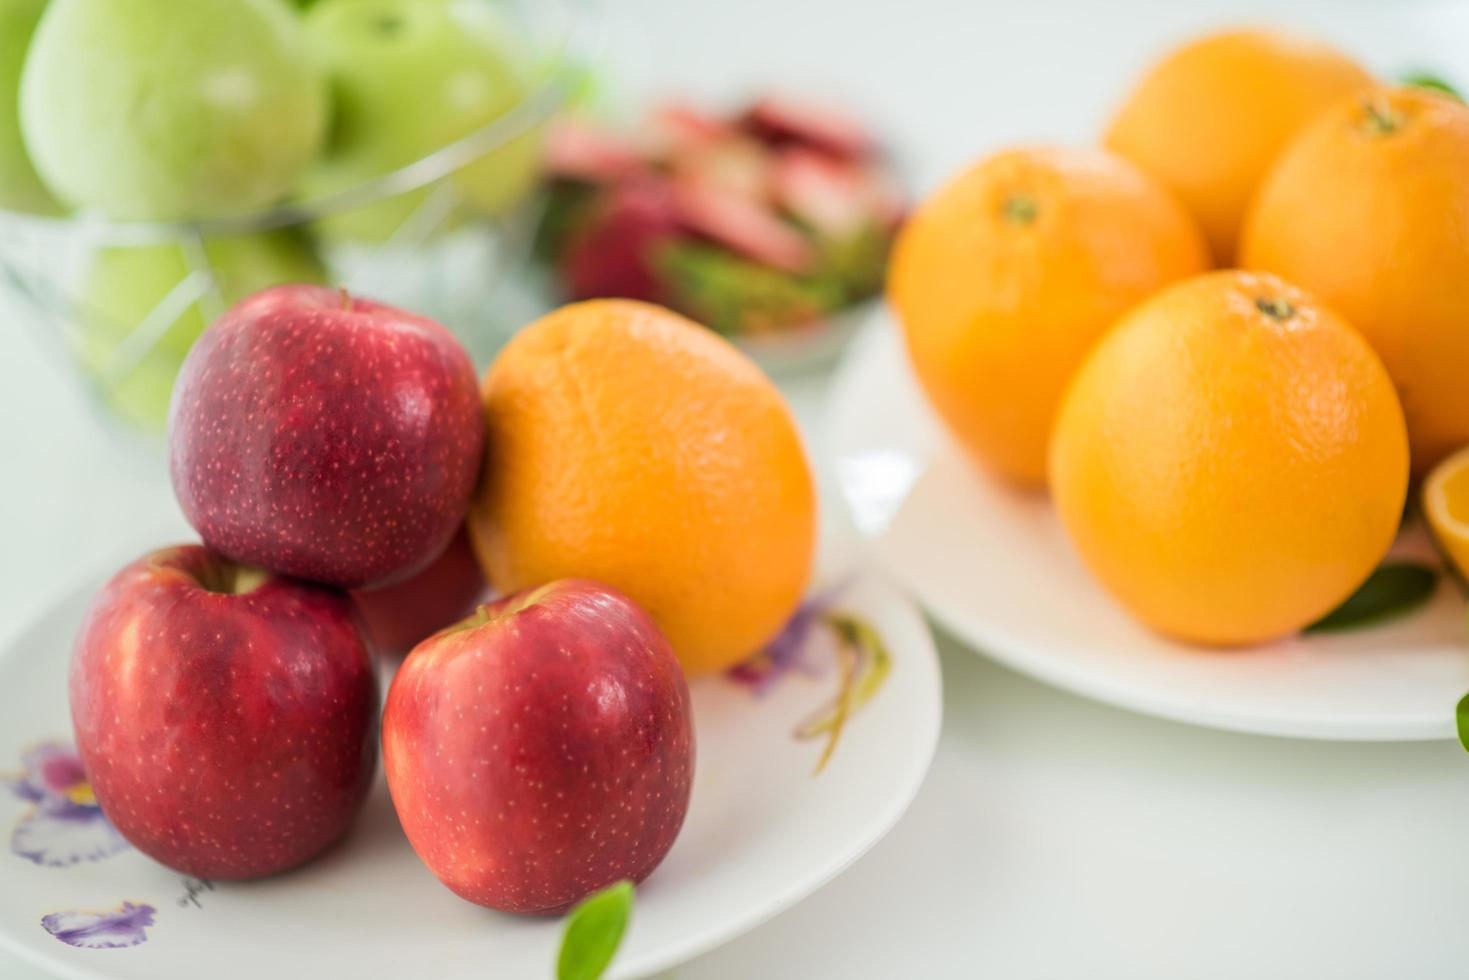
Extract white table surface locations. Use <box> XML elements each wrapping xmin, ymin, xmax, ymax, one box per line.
<box><xmin>5</xmin><ymin>0</ymin><xmax>1469</xmax><ymax>977</ymax></box>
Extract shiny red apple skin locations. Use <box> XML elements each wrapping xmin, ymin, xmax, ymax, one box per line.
<box><xmin>69</xmin><ymin>545</ymin><xmax>379</xmax><ymax>880</ymax></box>
<box><xmin>168</xmin><ymin>284</ymin><xmax>485</xmax><ymax>590</ymax></box>
<box><xmin>352</xmin><ymin>527</ymin><xmax>486</xmax><ymax>655</ymax></box>
<box><xmin>383</xmin><ymin>579</ymin><xmax>694</xmax><ymax>915</ymax></box>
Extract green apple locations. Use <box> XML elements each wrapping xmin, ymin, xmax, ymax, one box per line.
<box><xmin>0</xmin><ymin>0</ymin><xmax>59</xmax><ymax>214</ymax></box>
<box><xmin>79</xmin><ymin>230</ymin><xmax>327</xmax><ymax>430</ymax></box>
<box><xmin>20</xmin><ymin>0</ymin><xmax>327</xmax><ymax>221</ymax></box>
<box><xmin>301</xmin><ymin>0</ymin><xmax>542</xmax><ymax>242</ymax></box>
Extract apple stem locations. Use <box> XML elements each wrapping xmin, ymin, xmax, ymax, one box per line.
<box><xmin>446</xmin><ymin>586</ymin><xmax>557</xmax><ymax>635</ymax></box>
<box><xmin>338</xmin><ymin>286</ymin><xmax>352</xmax><ymax>311</ymax></box>
<box><xmin>197</xmin><ymin>562</ymin><xmax>270</xmax><ymax>596</ymax></box>
<box><xmin>229</xmin><ymin>566</ymin><xmax>271</xmax><ymax>596</ymax></box>
<box><xmin>444</xmin><ymin>603</ymin><xmax>496</xmax><ymax>635</ymax></box>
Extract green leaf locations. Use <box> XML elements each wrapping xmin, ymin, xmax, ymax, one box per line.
<box><xmin>1304</xmin><ymin>562</ymin><xmax>1438</xmax><ymax>633</ymax></box>
<box><xmin>1400</xmin><ymin>71</ymin><xmax>1464</xmax><ymax>102</ymax></box>
<box><xmin>1457</xmin><ymin>692</ymin><xmax>1469</xmax><ymax>754</ymax></box>
<box><xmin>556</xmin><ymin>880</ymin><xmax>634</xmax><ymax>980</ymax></box>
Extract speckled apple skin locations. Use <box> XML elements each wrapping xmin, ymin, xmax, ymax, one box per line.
<box><xmin>383</xmin><ymin>579</ymin><xmax>695</xmax><ymax>915</ymax></box>
<box><xmin>169</xmin><ymin>285</ymin><xmax>485</xmax><ymax>590</ymax></box>
<box><xmin>69</xmin><ymin>545</ymin><xmax>379</xmax><ymax>880</ymax></box>
<box><xmin>353</xmin><ymin>527</ymin><xmax>487</xmax><ymax>656</ymax></box>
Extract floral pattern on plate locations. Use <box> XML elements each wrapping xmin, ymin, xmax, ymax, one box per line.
<box><xmin>42</xmin><ymin>901</ymin><xmax>156</xmax><ymax>949</ymax></box>
<box><xmin>730</xmin><ymin>587</ymin><xmax>893</xmax><ymax>773</ymax></box>
<box><xmin>6</xmin><ymin>742</ymin><xmax>129</xmax><ymax>867</ymax></box>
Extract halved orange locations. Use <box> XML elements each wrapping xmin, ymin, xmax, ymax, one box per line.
<box><xmin>1423</xmin><ymin>445</ymin><xmax>1469</xmax><ymax>580</ymax></box>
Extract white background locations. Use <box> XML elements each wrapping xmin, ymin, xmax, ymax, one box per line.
<box><xmin>5</xmin><ymin>0</ymin><xmax>1469</xmax><ymax>977</ymax></box>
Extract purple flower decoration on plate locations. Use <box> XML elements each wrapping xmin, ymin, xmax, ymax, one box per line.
<box><xmin>42</xmin><ymin>902</ymin><xmax>156</xmax><ymax>949</ymax></box>
<box><xmin>6</xmin><ymin>742</ymin><xmax>129</xmax><ymax>867</ymax></box>
<box><xmin>728</xmin><ymin>580</ymin><xmax>893</xmax><ymax>774</ymax></box>
<box><xmin>728</xmin><ymin>580</ymin><xmax>850</xmax><ymax>695</ymax></box>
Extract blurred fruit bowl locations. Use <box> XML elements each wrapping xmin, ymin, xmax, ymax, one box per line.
<box><xmin>533</xmin><ymin>95</ymin><xmax>908</xmax><ymax>373</ymax></box>
<box><xmin>0</xmin><ymin>0</ymin><xmax>599</xmax><ymax>436</ymax></box>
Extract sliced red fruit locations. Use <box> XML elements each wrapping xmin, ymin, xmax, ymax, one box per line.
<box><xmin>544</xmin><ymin>119</ymin><xmax>646</xmax><ymax>183</ymax></box>
<box><xmin>644</xmin><ymin>103</ymin><xmax>737</xmax><ymax>157</ymax></box>
<box><xmin>560</xmin><ymin>179</ymin><xmax>683</xmax><ymax>301</ymax></box>
<box><xmin>668</xmin><ymin>134</ymin><xmax>774</xmax><ymax>202</ymax></box>
<box><xmin>672</xmin><ymin>177</ymin><xmax>815</xmax><ymax>274</ymax></box>
<box><xmin>773</xmin><ymin>147</ymin><xmax>906</xmax><ymax>235</ymax></box>
<box><xmin>741</xmin><ymin>95</ymin><xmax>876</xmax><ymax>160</ymax></box>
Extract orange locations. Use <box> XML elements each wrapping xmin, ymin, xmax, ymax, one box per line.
<box><xmin>889</xmin><ymin>144</ymin><xmax>1208</xmax><ymax>488</ymax></box>
<box><xmin>1050</xmin><ymin>270</ymin><xmax>1408</xmax><ymax>647</ymax></box>
<box><xmin>1423</xmin><ymin>445</ymin><xmax>1469</xmax><ymax>582</ymax></box>
<box><xmin>1104</xmin><ymin>28</ymin><xmax>1372</xmax><ymax>263</ymax></box>
<box><xmin>1241</xmin><ymin>85</ymin><xmax>1469</xmax><ymax>475</ymax></box>
<box><xmin>467</xmin><ymin>299</ymin><xmax>816</xmax><ymax>676</ymax></box>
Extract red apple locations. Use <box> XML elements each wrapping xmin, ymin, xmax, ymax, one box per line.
<box><xmin>69</xmin><ymin>545</ymin><xmax>378</xmax><ymax>879</ymax></box>
<box><xmin>352</xmin><ymin>527</ymin><xmax>487</xmax><ymax>656</ymax></box>
<box><xmin>383</xmin><ymin>579</ymin><xmax>694</xmax><ymax>914</ymax></box>
<box><xmin>168</xmin><ymin>284</ymin><xmax>485</xmax><ymax>590</ymax></box>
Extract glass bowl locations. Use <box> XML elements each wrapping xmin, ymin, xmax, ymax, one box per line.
<box><xmin>0</xmin><ymin>0</ymin><xmax>599</xmax><ymax>437</ymax></box>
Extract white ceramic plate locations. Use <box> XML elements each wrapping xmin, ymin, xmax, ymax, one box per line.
<box><xmin>0</xmin><ymin>567</ymin><xmax>940</xmax><ymax>980</ymax></box>
<box><xmin>827</xmin><ymin>310</ymin><xmax>1469</xmax><ymax>742</ymax></box>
